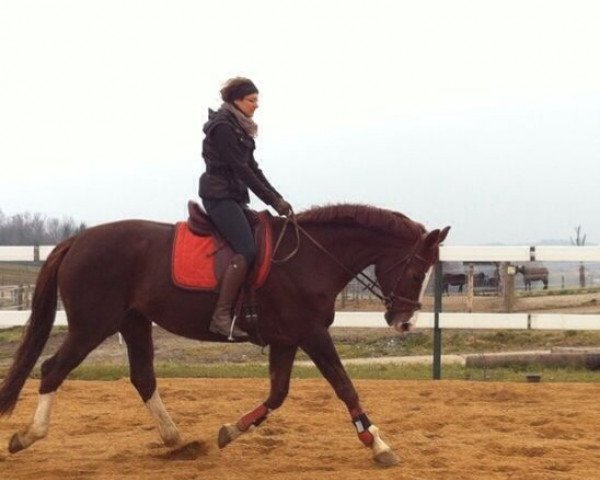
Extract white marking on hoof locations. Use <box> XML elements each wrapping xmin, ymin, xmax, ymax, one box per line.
<box><xmin>368</xmin><ymin>425</ymin><xmax>399</xmax><ymax>467</ymax></box>
<box><xmin>13</xmin><ymin>392</ymin><xmax>55</xmax><ymax>452</ymax></box>
<box><xmin>374</xmin><ymin>449</ymin><xmax>400</xmax><ymax>467</ymax></box>
<box><xmin>218</xmin><ymin>423</ymin><xmax>245</xmax><ymax>448</ymax></box>
<box><xmin>145</xmin><ymin>391</ymin><xmax>182</xmax><ymax>447</ymax></box>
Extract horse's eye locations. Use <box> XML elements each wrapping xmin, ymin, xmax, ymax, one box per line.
<box><xmin>412</xmin><ymin>272</ymin><xmax>425</xmax><ymax>283</ymax></box>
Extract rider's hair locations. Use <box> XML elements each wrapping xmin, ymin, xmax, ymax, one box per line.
<box><xmin>220</xmin><ymin>77</ymin><xmax>259</xmax><ymax>103</ymax></box>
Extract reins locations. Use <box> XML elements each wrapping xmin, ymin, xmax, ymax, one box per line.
<box><xmin>271</xmin><ymin>212</ymin><xmax>301</xmax><ymax>264</ymax></box>
<box><xmin>272</xmin><ymin>212</ymin><xmax>387</xmax><ymax>303</ymax></box>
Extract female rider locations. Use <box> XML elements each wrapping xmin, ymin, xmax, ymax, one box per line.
<box><xmin>199</xmin><ymin>77</ymin><xmax>292</xmax><ymax>340</ymax></box>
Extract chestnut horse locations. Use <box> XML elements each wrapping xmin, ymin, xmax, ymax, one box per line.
<box><xmin>0</xmin><ymin>204</ymin><xmax>449</xmax><ymax>467</ymax></box>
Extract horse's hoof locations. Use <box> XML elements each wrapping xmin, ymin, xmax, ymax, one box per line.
<box><xmin>8</xmin><ymin>433</ymin><xmax>24</xmax><ymax>454</ymax></box>
<box><xmin>163</xmin><ymin>434</ymin><xmax>182</xmax><ymax>448</ymax></box>
<box><xmin>374</xmin><ymin>449</ymin><xmax>399</xmax><ymax>467</ymax></box>
<box><xmin>217</xmin><ymin>425</ymin><xmax>232</xmax><ymax>449</ymax></box>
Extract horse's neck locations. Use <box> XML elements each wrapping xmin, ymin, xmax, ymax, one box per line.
<box><xmin>298</xmin><ymin>224</ymin><xmax>390</xmax><ymax>289</ymax></box>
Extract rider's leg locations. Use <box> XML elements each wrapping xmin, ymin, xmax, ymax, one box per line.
<box><xmin>203</xmin><ymin>199</ymin><xmax>256</xmax><ymax>340</ymax></box>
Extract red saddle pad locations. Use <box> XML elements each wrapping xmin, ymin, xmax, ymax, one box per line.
<box><xmin>172</xmin><ymin>223</ymin><xmax>219</xmax><ymax>290</ymax></box>
<box><xmin>171</xmin><ymin>213</ymin><xmax>273</xmax><ymax>291</ymax></box>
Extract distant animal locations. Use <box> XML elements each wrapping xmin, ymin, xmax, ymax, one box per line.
<box><xmin>516</xmin><ymin>264</ymin><xmax>549</xmax><ymax>290</ymax></box>
<box><xmin>472</xmin><ymin>271</ymin><xmax>498</xmax><ymax>293</ymax></box>
<box><xmin>443</xmin><ymin>273</ymin><xmax>466</xmax><ymax>294</ymax></box>
<box><xmin>473</xmin><ymin>272</ymin><xmax>488</xmax><ymax>287</ymax></box>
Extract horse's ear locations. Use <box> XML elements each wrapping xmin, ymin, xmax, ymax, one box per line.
<box><xmin>438</xmin><ymin>226</ymin><xmax>451</xmax><ymax>244</ymax></box>
<box><xmin>423</xmin><ymin>229</ymin><xmax>441</xmax><ymax>250</ymax></box>
<box><xmin>423</xmin><ymin>226</ymin><xmax>450</xmax><ymax>252</ymax></box>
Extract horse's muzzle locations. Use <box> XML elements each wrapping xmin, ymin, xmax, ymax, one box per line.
<box><xmin>394</xmin><ymin>321</ymin><xmax>414</xmax><ymax>333</ymax></box>
<box><xmin>385</xmin><ymin>310</ymin><xmax>416</xmax><ymax>332</ymax></box>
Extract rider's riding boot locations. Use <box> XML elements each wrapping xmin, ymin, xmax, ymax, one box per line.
<box><xmin>209</xmin><ymin>254</ymin><xmax>249</xmax><ymax>341</ymax></box>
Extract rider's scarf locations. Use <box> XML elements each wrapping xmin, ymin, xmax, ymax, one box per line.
<box><xmin>221</xmin><ymin>102</ymin><xmax>258</xmax><ymax>138</ymax></box>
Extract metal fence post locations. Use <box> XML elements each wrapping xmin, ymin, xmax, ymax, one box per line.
<box><xmin>433</xmin><ymin>261</ymin><xmax>443</xmax><ymax>380</ymax></box>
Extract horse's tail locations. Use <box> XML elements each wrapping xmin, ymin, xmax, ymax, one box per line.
<box><xmin>0</xmin><ymin>237</ymin><xmax>76</xmax><ymax>416</ymax></box>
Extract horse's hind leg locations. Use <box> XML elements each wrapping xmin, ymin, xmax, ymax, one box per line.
<box><xmin>119</xmin><ymin>315</ymin><xmax>181</xmax><ymax>447</ymax></box>
<box><xmin>300</xmin><ymin>327</ymin><xmax>399</xmax><ymax>467</ymax></box>
<box><xmin>9</xmin><ymin>328</ymin><xmax>113</xmax><ymax>453</ymax></box>
<box><xmin>218</xmin><ymin>343</ymin><xmax>297</xmax><ymax>448</ymax></box>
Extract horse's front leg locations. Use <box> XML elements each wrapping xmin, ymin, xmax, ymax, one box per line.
<box><xmin>300</xmin><ymin>327</ymin><xmax>399</xmax><ymax>467</ymax></box>
<box><xmin>218</xmin><ymin>343</ymin><xmax>297</xmax><ymax>448</ymax></box>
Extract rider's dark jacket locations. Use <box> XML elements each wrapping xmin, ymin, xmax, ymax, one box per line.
<box><xmin>199</xmin><ymin>108</ymin><xmax>282</xmax><ymax>206</ymax></box>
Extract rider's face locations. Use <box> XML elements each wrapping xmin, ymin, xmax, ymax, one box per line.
<box><xmin>234</xmin><ymin>93</ymin><xmax>259</xmax><ymax>118</ymax></box>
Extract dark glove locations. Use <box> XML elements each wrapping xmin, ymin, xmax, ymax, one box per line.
<box><xmin>273</xmin><ymin>198</ymin><xmax>292</xmax><ymax>216</ymax></box>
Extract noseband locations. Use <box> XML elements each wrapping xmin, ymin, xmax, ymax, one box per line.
<box><xmin>273</xmin><ymin>215</ymin><xmax>428</xmax><ymax>323</ymax></box>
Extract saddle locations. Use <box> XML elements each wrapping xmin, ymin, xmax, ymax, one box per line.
<box><xmin>171</xmin><ymin>201</ymin><xmax>273</xmax><ymax>291</ymax></box>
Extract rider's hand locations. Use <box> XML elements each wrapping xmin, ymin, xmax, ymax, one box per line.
<box><xmin>273</xmin><ymin>198</ymin><xmax>292</xmax><ymax>216</ymax></box>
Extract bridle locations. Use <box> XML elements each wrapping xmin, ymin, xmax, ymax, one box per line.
<box><xmin>379</xmin><ymin>245</ymin><xmax>429</xmax><ymax>325</ymax></box>
<box><xmin>272</xmin><ymin>213</ymin><xmax>429</xmax><ymax>324</ymax></box>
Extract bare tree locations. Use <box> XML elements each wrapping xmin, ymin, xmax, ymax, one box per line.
<box><xmin>0</xmin><ymin>210</ymin><xmax>86</xmax><ymax>245</ymax></box>
<box><xmin>45</xmin><ymin>217</ymin><xmax>62</xmax><ymax>244</ymax></box>
<box><xmin>31</xmin><ymin>212</ymin><xmax>46</xmax><ymax>243</ymax></box>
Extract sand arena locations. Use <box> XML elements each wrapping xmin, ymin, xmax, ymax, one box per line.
<box><xmin>2</xmin><ymin>378</ymin><xmax>600</xmax><ymax>479</ymax></box>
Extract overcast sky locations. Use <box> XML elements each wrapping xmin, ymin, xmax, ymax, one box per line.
<box><xmin>1</xmin><ymin>0</ymin><xmax>599</xmax><ymax>245</ymax></box>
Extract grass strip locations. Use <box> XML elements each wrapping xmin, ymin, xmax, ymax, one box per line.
<box><xmin>10</xmin><ymin>362</ymin><xmax>599</xmax><ymax>383</ymax></box>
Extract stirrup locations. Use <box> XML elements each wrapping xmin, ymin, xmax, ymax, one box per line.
<box><xmin>209</xmin><ymin>316</ymin><xmax>248</xmax><ymax>341</ymax></box>
<box><xmin>227</xmin><ymin>316</ymin><xmax>248</xmax><ymax>341</ymax></box>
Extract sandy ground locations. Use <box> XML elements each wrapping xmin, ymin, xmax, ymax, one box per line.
<box><xmin>2</xmin><ymin>379</ymin><xmax>600</xmax><ymax>480</ymax></box>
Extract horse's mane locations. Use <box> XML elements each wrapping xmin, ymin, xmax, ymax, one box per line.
<box><xmin>296</xmin><ymin>204</ymin><xmax>426</xmax><ymax>242</ymax></box>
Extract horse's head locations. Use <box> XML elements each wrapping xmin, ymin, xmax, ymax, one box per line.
<box><xmin>375</xmin><ymin>226</ymin><xmax>450</xmax><ymax>333</ymax></box>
